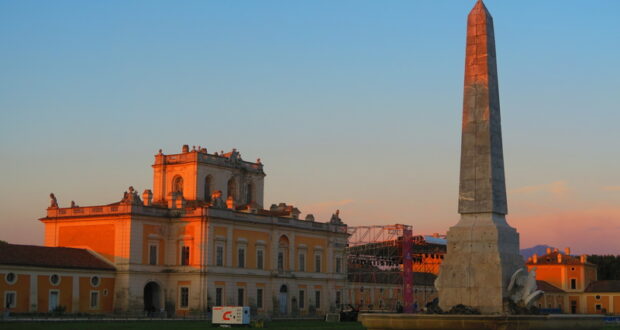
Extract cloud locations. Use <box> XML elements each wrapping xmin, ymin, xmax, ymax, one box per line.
<box><xmin>601</xmin><ymin>186</ymin><xmax>620</xmax><ymax>192</ymax></box>
<box><xmin>510</xmin><ymin>181</ymin><xmax>570</xmax><ymax>196</ymax></box>
<box><xmin>513</xmin><ymin>206</ymin><xmax>620</xmax><ymax>255</ymax></box>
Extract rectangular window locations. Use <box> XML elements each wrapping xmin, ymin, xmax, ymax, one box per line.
<box><xmin>180</xmin><ymin>287</ymin><xmax>189</xmax><ymax>308</ymax></box>
<box><xmin>215</xmin><ymin>288</ymin><xmax>223</xmax><ymax>306</ymax></box>
<box><xmin>299</xmin><ymin>253</ymin><xmax>305</xmax><ymax>272</ymax></box>
<box><xmin>336</xmin><ymin>291</ymin><xmax>341</xmax><ymax>306</ymax></box>
<box><xmin>49</xmin><ymin>291</ymin><xmax>59</xmax><ymax>311</ymax></box>
<box><xmin>278</xmin><ymin>252</ymin><xmax>284</xmax><ymax>271</ymax></box>
<box><xmin>336</xmin><ymin>257</ymin><xmax>342</xmax><ymax>273</ymax></box>
<box><xmin>315</xmin><ymin>290</ymin><xmax>321</xmax><ymax>309</ymax></box>
<box><xmin>90</xmin><ymin>291</ymin><xmax>99</xmax><ymax>309</ymax></box>
<box><xmin>237</xmin><ymin>288</ymin><xmax>244</xmax><ymax>306</ymax></box>
<box><xmin>570</xmin><ymin>278</ymin><xmax>577</xmax><ymax>290</ymax></box>
<box><xmin>4</xmin><ymin>292</ymin><xmax>16</xmax><ymax>309</ymax></box>
<box><xmin>149</xmin><ymin>244</ymin><xmax>158</xmax><ymax>265</ymax></box>
<box><xmin>257</xmin><ymin>249</ymin><xmax>264</xmax><ymax>269</ymax></box>
<box><xmin>238</xmin><ymin>248</ymin><xmax>245</xmax><ymax>268</ymax></box>
<box><xmin>216</xmin><ymin>245</ymin><xmax>224</xmax><ymax>266</ymax></box>
<box><xmin>256</xmin><ymin>288</ymin><xmax>263</xmax><ymax>309</ymax></box>
<box><xmin>181</xmin><ymin>246</ymin><xmax>190</xmax><ymax>266</ymax></box>
<box><xmin>299</xmin><ymin>290</ymin><xmax>305</xmax><ymax>309</ymax></box>
<box><xmin>315</xmin><ymin>254</ymin><xmax>321</xmax><ymax>272</ymax></box>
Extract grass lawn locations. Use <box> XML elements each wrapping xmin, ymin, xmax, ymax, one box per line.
<box><xmin>0</xmin><ymin>320</ymin><xmax>366</xmax><ymax>330</ymax></box>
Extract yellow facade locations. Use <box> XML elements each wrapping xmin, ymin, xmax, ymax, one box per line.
<box><xmin>527</xmin><ymin>248</ymin><xmax>620</xmax><ymax>315</ymax></box>
<box><xmin>37</xmin><ymin>145</ymin><xmax>349</xmax><ymax>316</ymax></box>
<box><xmin>1</xmin><ymin>268</ymin><xmax>115</xmax><ymax>314</ymax></box>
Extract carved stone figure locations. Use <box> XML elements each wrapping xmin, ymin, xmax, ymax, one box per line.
<box><xmin>211</xmin><ymin>190</ymin><xmax>225</xmax><ymax>208</ymax></box>
<box><xmin>120</xmin><ymin>186</ymin><xmax>142</xmax><ymax>205</ymax></box>
<box><xmin>507</xmin><ymin>268</ymin><xmax>543</xmax><ymax>307</ymax></box>
<box><xmin>49</xmin><ymin>193</ymin><xmax>59</xmax><ymax>208</ymax></box>
<box><xmin>330</xmin><ymin>209</ymin><xmax>343</xmax><ymax>224</ymax></box>
<box><xmin>129</xmin><ymin>186</ymin><xmax>142</xmax><ymax>205</ymax></box>
<box><xmin>70</xmin><ymin>200</ymin><xmax>77</xmax><ymax>208</ymax></box>
<box><xmin>173</xmin><ymin>177</ymin><xmax>183</xmax><ymax>194</ymax></box>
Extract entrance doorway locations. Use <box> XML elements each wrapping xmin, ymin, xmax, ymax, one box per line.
<box><xmin>144</xmin><ymin>281</ymin><xmax>161</xmax><ymax>316</ymax></box>
<box><xmin>49</xmin><ymin>291</ymin><xmax>59</xmax><ymax>311</ymax></box>
<box><xmin>279</xmin><ymin>285</ymin><xmax>288</xmax><ymax>315</ymax></box>
<box><xmin>570</xmin><ymin>300</ymin><xmax>577</xmax><ymax>314</ymax></box>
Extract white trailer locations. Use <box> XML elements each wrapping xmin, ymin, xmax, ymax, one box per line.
<box><xmin>212</xmin><ymin>306</ymin><xmax>251</xmax><ymax>325</ymax></box>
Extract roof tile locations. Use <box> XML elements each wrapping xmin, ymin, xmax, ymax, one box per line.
<box><xmin>0</xmin><ymin>242</ymin><xmax>115</xmax><ymax>271</ymax></box>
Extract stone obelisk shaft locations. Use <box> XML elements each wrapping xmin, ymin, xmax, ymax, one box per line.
<box><xmin>435</xmin><ymin>0</ymin><xmax>524</xmax><ymax>314</ymax></box>
<box><xmin>458</xmin><ymin>0</ymin><xmax>507</xmax><ymax>215</ymax></box>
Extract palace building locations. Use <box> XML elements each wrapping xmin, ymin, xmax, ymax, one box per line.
<box><xmin>526</xmin><ymin>248</ymin><xmax>620</xmax><ymax>314</ymax></box>
<box><xmin>2</xmin><ymin>145</ymin><xmax>349</xmax><ymax>316</ymax></box>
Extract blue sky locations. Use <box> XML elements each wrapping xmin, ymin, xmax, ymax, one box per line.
<box><xmin>1</xmin><ymin>0</ymin><xmax>619</xmax><ymax>253</ymax></box>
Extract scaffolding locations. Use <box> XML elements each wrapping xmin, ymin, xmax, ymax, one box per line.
<box><xmin>346</xmin><ymin>224</ymin><xmax>446</xmax><ymax>312</ymax></box>
<box><xmin>346</xmin><ymin>225</ymin><xmax>412</xmax><ymax>312</ymax></box>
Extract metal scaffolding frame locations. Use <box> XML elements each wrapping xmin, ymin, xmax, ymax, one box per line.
<box><xmin>345</xmin><ymin>224</ymin><xmax>446</xmax><ymax>312</ymax></box>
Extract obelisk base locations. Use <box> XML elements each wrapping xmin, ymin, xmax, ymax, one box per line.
<box><xmin>435</xmin><ymin>213</ymin><xmax>525</xmax><ymax>314</ymax></box>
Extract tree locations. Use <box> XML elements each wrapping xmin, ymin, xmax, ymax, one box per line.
<box><xmin>588</xmin><ymin>255</ymin><xmax>620</xmax><ymax>281</ymax></box>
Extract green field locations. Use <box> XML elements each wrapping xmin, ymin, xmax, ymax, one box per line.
<box><xmin>0</xmin><ymin>320</ymin><xmax>365</xmax><ymax>330</ymax></box>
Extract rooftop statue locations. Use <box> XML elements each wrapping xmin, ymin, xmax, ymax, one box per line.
<box><xmin>211</xmin><ymin>190</ymin><xmax>226</xmax><ymax>208</ymax></box>
<box><xmin>49</xmin><ymin>193</ymin><xmax>58</xmax><ymax>208</ymax></box>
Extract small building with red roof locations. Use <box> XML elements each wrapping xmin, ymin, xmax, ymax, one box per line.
<box><xmin>0</xmin><ymin>242</ymin><xmax>115</xmax><ymax>314</ymax></box>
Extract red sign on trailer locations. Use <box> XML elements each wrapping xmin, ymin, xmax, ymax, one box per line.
<box><xmin>212</xmin><ymin>306</ymin><xmax>250</xmax><ymax>325</ymax></box>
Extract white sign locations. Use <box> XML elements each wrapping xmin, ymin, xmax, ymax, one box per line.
<box><xmin>212</xmin><ymin>306</ymin><xmax>250</xmax><ymax>325</ymax></box>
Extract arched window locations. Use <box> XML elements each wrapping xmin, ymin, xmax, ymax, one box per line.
<box><xmin>172</xmin><ymin>176</ymin><xmax>184</xmax><ymax>195</ymax></box>
<box><xmin>227</xmin><ymin>178</ymin><xmax>236</xmax><ymax>199</ymax></box>
<box><xmin>278</xmin><ymin>235</ymin><xmax>289</xmax><ymax>271</ymax></box>
<box><xmin>204</xmin><ymin>176</ymin><xmax>212</xmax><ymax>202</ymax></box>
<box><xmin>246</xmin><ymin>183</ymin><xmax>253</xmax><ymax>204</ymax></box>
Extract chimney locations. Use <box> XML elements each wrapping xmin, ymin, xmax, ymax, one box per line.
<box><xmin>546</xmin><ymin>247</ymin><xmax>552</xmax><ymax>255</ymax></box>
<box><xmin>142</xmin><ymin>189</ymin><xmax>153</xmax><ymax>206</ymax></box>
<box><xmin>557</xmin><ymin>253</ymin><xmax>562</xmax><ymax>263</ymax></box>
<box><xmin>565</xmin><ymin>247</ymin><xmax>571</xmax><ymax>256</ymax></box>
<box><xmin>532</xmin><ymin>253</ymin><xmax>538</xmax><ymax>264</ymax></box>
<box><xmin>580</xmin><ymin>255</ymin><xmax>587</xmax><ymax>263</ymax></box>
<box><xmin>553</xmin><ymin>248</ymin><xmax>558</xmax><ymax>253</ymax></box>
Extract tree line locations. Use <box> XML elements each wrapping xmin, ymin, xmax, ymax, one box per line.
<box><xmin>588</xmin><ymin>255</ymin><xmax>620</xmax><ymax>280</ymax></box>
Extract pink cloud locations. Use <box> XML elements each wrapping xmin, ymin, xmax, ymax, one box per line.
<box><xmin>513</xmin><ymin>206</ymin><xmax>620</xmax><ymax>255</ymax></box>
<box><xmin>510</xmin><ymin>181</ymin><xmax>571</xmax><ymax>197</ymax></box>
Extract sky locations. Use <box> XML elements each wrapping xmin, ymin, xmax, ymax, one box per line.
<box><xmin>1</xmin><ymin>0</ymin><xmax>619</xmax><ymax>254</ymax></box>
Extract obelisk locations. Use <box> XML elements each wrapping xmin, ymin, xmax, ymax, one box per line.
<box><xmin>435</xmin><ymin>0</ymin><xmax>525</xmax><ymax>314</ymax></box>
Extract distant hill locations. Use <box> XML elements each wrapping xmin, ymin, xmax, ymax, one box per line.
<box><xmin>520</xmin><ymin>245</ymin><xmax>555</xmax><ymax>259</ymax></box>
